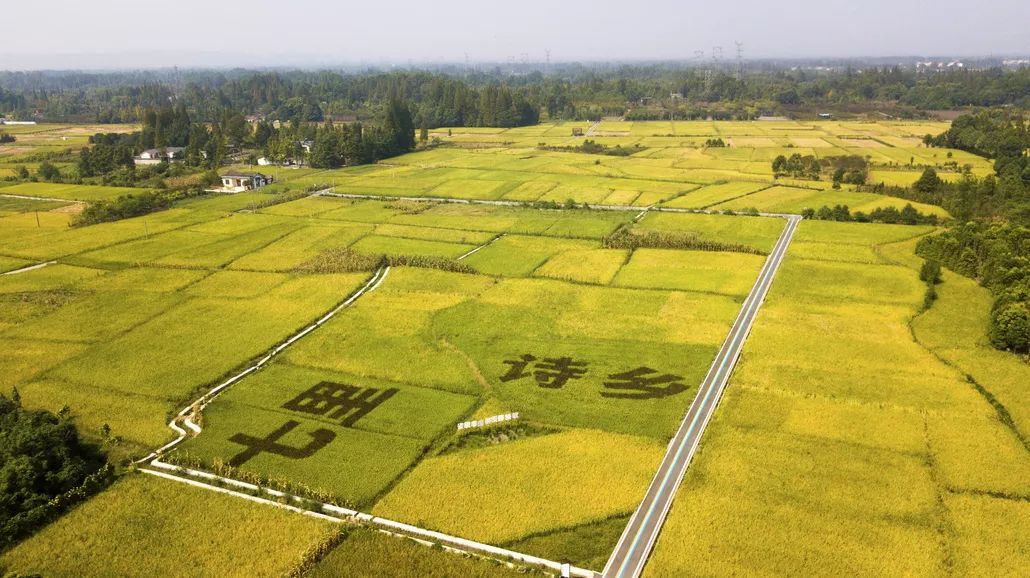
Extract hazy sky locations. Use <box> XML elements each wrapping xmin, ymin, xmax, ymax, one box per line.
<box><xmin>2</xmin><ymin>0</ymin><xmax>1027</xmax><ymax>69</ymax></box>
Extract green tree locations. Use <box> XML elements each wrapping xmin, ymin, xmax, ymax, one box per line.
<box><xmin>919</xmin><ymin>260</ymin><xmax>942</xmax><ymax>284</ymax></box>
<box><xmin>989</xmin><ymin>303</ymin><xmax>1030</xmax><ymax>352</ymax></box>
<box><xmin>37</xmin><ymin>161</ymin><xmax>60</xmax><ymax>182</ymax></box>
<box><xmin>913</xmin><ymin>167</ymin><xmax>942</xmax><ymax>194</ymax></box>
<box><xmin>381</xmin><ymin>96</ymin><xmax>415</xmax><ymax>156</ymax></box>
<box><xmin>0</xmin><ymin>392</ymin><xmax>108</xmax><ymax>548</ymax></box>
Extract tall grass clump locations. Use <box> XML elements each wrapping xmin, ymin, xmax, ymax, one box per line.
<box><xmin>295</xmin><ymin>248</ymin><xmax>383</xmax><ymax>273</ymax></box>
<box><xmin>296</xmin><ymin>248</ymin><xmax>476</xmax><ymax>274</ymax></box>
<box><xmin>603</xmin><ymin>227</ymin><xmax>766</xmax><ymax>255</ymax></box>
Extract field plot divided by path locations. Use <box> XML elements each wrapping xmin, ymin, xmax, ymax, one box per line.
<box><xmin>121</xmin><ymin>196</ymin><xmax>775</xmax><ymax>567</ymax></box>
<box><xmin>643</xmin><ymin>220</ymin><xmax>1030</xmax><ymax>577</ymax></box>
<box><xmin>285</xmin><ymin>119</ymin><xmax>977</xmax><ymax>218</ymax></box>
<box><xmin>0</xmin><ymin>196</ymin><xmax>386</xmax><ymax>456</ymax></box>
<box><xmin>1</xmin><ymin>119</ymin><xmax>1002</xmax><ymax>576</ymax></box>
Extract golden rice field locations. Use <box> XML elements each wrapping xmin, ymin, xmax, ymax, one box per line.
<box><xmin>231</xmin><ymin>119</ymin><xmax>986</xmax><ymax>218</ymax></box>
<box><xmin>0</xmin><ymin>474</ymin><xmax>336</xmax><ymax>577</ymax></box>
<box><xmin>644</xmin><ymin>220</ymin><xmax>1030</xmax><ymax>576</ymax></box>
<box><xmin>309</xmin><ymin>528</ymin><xmax>526</xmax><ymax>578</ymax></box>
<box><xmin>0</xmin><ymin>182</ymin><xmax>777</xmax><ymax>571</ymax></box>
<box><xmin>2</xmin><ymin>119</ymin><xmax>1024</xmax><ymax>577</ymax></box>
<box><xmin>372</xmin><ymin>429</ymin><xmax>665</xmax><ymax>543</ymax></box>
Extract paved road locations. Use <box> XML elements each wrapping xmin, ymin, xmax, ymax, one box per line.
<box><xmin>602</xmin><ymin>214</ymin><xmax>801</xmax><ymax>578</ymax></box>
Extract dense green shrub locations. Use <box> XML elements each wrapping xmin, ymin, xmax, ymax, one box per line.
<box><xmin>0</xmin><ymin>392</ymin><xmax>110</xmax><ymax>549</ymax></box>
<box><xmin>71</xmin><ymin>191</ymin><xmax>172</xmax><ymax>226</ymax></box>
<box><xmin>919</xmin><ymin>260</ymin><xmax>942</xmax><ymax>284</ymax></box>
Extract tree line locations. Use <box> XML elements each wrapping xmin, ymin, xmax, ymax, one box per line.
<box><xmin>908</xmin><ymin>110</ymin><xmax>1030</xmax><ymax>353</ymax></box>
<box><xmin>772</xmin><ymin>154</ymin><xmax>869</xmax><ymax>185</ymax></box>
<box><xmin>2</xmin><ymin>66</ymin><xmax>1029</xmax><ymax>125</ymax></box>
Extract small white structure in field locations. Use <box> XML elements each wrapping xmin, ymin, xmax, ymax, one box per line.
<box><xmin>134</xmin><ymin>147</ymin><xmax>185</xmax><ymax>165</ymax></box>
<box><xmin>456</xmin><ymin>412</ymin><xmax>519</xmax><ymax>431</ymax></box>
<box><xmin>0</xmin><ymin>120</ymin><xmax>37</xmax><ymax>125</ymax></box>
<box><xmin>208</xmin><ymin>172</ymin><xmax>274</xmax><ymax>193</ymax></box>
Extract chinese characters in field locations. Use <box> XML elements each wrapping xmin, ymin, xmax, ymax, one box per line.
<box><xmin>228</xmin><ymin>420</ymin><xmax>335</xmax><ymax>466</ymax></box>
<box><xmin>499</xmin><ymin>354</ymin><xmax>687</xmax><ymax>399</ymax></box>
<box><xmin>500</xmin><ymin>354</ymin><xmax>588</xmax><ymax>388</ymax></box>
<box><xmin>227</xmin><ymin>382</ymin><xmax>397</xmax><ymax>464</ymax></box>
<box><xmin>282</xmin><ymin>381</ymin><xmax>398</xmax><ymax>427</ymax></box>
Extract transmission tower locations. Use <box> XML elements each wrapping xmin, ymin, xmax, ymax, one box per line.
<box><xmin>735</xmin><ymin>41</ymin><xmax>744</xmax><ymax>80</ymax></box>
<box><xmin>693</xmin><ymin>50</ymin><xmax>713</xmax><ymax>95</ymax></box>
<box><xmin>545</xmin><ymin>49</ymin><xmax>551</xmax><ymax>70</ymax></box>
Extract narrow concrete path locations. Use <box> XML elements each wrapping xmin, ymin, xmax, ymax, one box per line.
<box><xmin>602</xmin><ymin>215</ymin><xmax>801</xmax><ymax>578</ymax></box>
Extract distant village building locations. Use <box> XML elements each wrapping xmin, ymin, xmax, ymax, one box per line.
<box><xmin>257</xmin><ymin>156</ymin><xmax>301</xmax><ymax>167</ymax></box>
<box><xmin>571</xmin><ymin>127</ymin><xmax>584</xmax><ymax>136</ymax></box>
<box><xmin>818</xmin><ymin>113</ymin><xmax>833</xmax><ymax>119</ymax></box>
<box><xmin>0</xmin><ymin>119</ymin><xmax>37</xmax><ymax>125</ymax></box>
<box><xmin>134</xmin><ymin>147</ymin><xmax>185</xmax><ymax>165</ymax></box>
<box><xmin>669</xmin><ymin>93</ymin><xmax>684</xmax><ymax>100</ymax></box>
<box><xmin>638</xmin><ymin>97</ymin><xmax>653</xmax><ymax>106</ymax></box>
<box><xmin>208</xmin><ymin>172</ymin><xmax>274</xmax><ymax>193</ymax></box>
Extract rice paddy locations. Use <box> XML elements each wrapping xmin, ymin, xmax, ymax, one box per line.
<box><xmin>0</xmin><ymin>178</ymin><xmax>770</xmax><ymax>564</ymax></box>
<box><xmin>643</xmin><ymin>220</ymin><xmax>1030</xmax><ymax>577</ymax></box>
<box><xmin>0</xmin><ymin>474</ymin><xmax>336</xmax><ymax>577</ymax></box>
<box><xmin>2</xmin><ymin>120</ymin><xmax>1022</xmax><ymax>576</ymax></box>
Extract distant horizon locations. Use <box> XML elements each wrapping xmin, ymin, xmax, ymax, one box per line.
<box><xmin>1</xmin><ymin>0</ymin><xmax>1027</xmax><ymax>72</ymax></box>
<box><xmin>1</xmin><ymin>51</ymin><xmax>1029</xmax><ymax>74</ymax></box>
